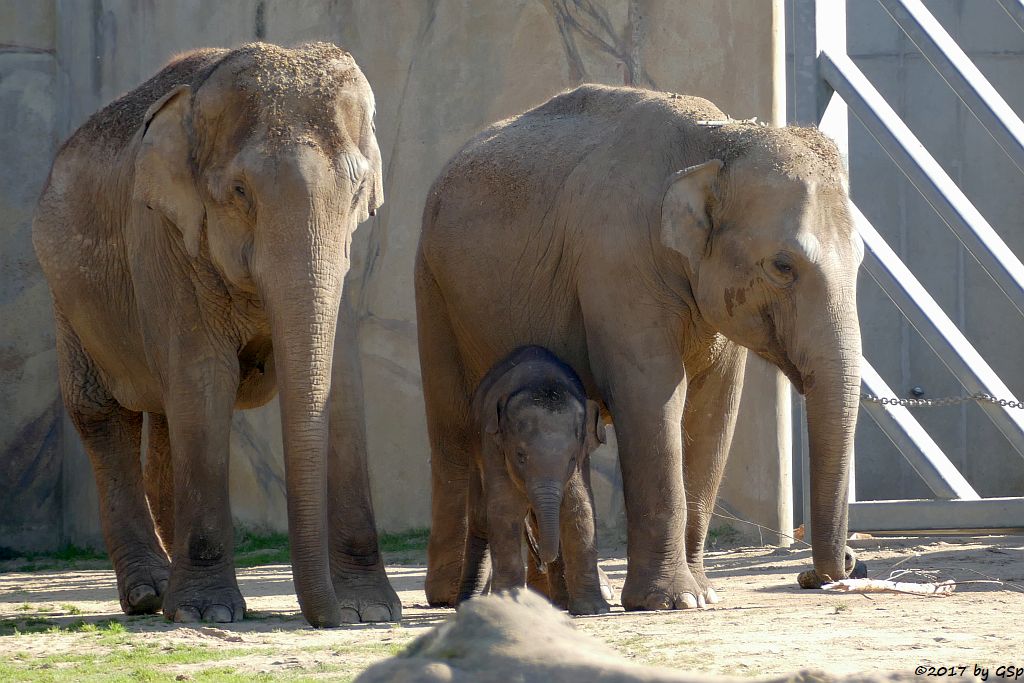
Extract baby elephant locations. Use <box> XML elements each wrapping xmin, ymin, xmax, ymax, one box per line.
<box><xmin>459</xmin><ymin>346</ymin><xmax>610</xmax><ymax>615</ymax></box>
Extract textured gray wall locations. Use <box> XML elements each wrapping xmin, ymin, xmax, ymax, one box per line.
<box><xmin>848</xmin><ymin>0</ymin><xmax>1024</xmax><ymax>502</ymax></box>
<box><xmin>2</xmin><ymin>0</ymin><xmax>784</xmax><ymax>551</ymax></box>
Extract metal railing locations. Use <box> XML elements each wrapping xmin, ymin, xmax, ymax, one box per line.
<box><xmin>791</xmin><ymin>0</ymin><xmax>1024</xmax><ymax>537</ymax></box>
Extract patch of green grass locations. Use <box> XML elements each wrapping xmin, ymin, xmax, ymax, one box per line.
<box><xmin>233</xmin><ymin>528</ymin><xmax>291</xmax><ymax>568</ymax></box>
<box><xmin>0</xmin><ymin>642</ymin><xmax>261</xmax><ymax>682</ymax></box>
<box><xmin>16</xmin><ymin>603</ymin><xmax>32</xmax><ymax>611</ymax></box>
<box><xmin>379</xmin><ymin>528</ymin><xmax>429</xmax><ymax>554</ymax></box>
<box><xmin>61</xmin><ymin>603</ymin><xmax>83</xmax><ymax>615</ymax></box>
<box><xmin>705</xmin><ymin>523</ymin><xmax>741</xmax><ymax>549</ymax></box>
<box><xmin>232</xmin><ymin>526</ymin><xmax>430</xmax><ymax>569</ymax></box>
<box><xmin>0</xmin><ymin>544</ymin><xmax>110</xmax><ymax>573</ymax></box>
<box><xmin>831</xmin><ymin>601</ymin><xmax>850</xmax><ymax>614</ymax></box>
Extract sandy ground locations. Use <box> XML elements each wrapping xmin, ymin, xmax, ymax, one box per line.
<box><xmin>1</xmin><ymin>535</ymin><xmax>1023</xmax><ymax>681</ymax></box>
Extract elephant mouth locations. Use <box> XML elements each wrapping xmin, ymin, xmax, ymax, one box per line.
<box><xmin>756</xmin><ymin>307</ymin><xmax>805</xmax><ymax>394</ymax></box>
<box><xmin>754</xmin><ymin>348</ymin><xmax>805</xmax><ymax>394</ymax></box>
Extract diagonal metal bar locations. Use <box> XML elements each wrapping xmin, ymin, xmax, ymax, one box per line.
<box><xmin>995</xmin><ymin>0</ymin><xmax>1024</xmax><ymax>35</ymax></box>
<box><xmin>853</xmin><ymin>203</ymin><xmax>1024</xmax><ymax>458</ymax></box>
<box><xmin>821</xmin><ymin>50</ymin><xmax>1024</xmax><ymax>317</ymax></box>
<box><xmin>877</xmin><ymin>0</ymin><xmax>1024</xmax><ymax>175</ymax></box>
<box><xmin>860</xmin><ymin>360</ymin><xmax>980</xmax><ymax>499</ymax></box>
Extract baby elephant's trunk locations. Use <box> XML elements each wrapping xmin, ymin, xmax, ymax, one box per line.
<box><xmin>529</xmin><ymin>483</ymin><xmax>564</xmax><ymax>565</ymax></box>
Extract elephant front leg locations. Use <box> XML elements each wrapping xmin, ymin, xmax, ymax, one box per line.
<box><xmin>162</xmin><ymin>358</ymin><xmax>245</xmax><ymax>624</ymax></box>
<box><xmin>588</xmin><ymin>331</ymin><xmax>702</xmax><ymax>610</ymax></box>
<box><xmin>325</xmin><ymin>298</ymin><xmax>401</xmax><ymax>623</ymax></box>
<box><xmin>484</xmin><ymin>479</ymin><xmax>529</xmax><ymax>593</ymax></box>
<box><xmin>456</xmin><ymin>464</ymin><xmax>490</xmax><ymax>604</ymax></box>
<box><xmin>560</xmin><ymin>469</ymin><xmax>609</xmax><ymax>615</ymax></box>
<box><xmin>681</xmin><ymin>345</ymin><xmax>747</xmax><ymax>606</ymax></box>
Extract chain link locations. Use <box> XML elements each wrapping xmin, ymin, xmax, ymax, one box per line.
<box><xmin>861</xmin><ymin>391</ymin><xmax>1024</xmax><ymax>409</ymax></box>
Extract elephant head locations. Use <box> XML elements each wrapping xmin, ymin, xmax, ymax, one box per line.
<box><xmin>660</xmin><ymin>125</ymin><xmax>863</xmax><ymax>583</ymax></box>
<box><xmin>486</xmin><ymin>385</ymin><xmax>606</xmax><ymax>563</ymax></box>
<box><xmin>131</xmin><ymin>43</ymin><xmax>383</xmax><ymax>626</ymax></box>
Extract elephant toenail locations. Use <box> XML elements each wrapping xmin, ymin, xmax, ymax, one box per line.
<box><xmin>202</xmin><ymin>604</ymin><xmax>234</xmax><ymax>623</ymax></box>
<box><xmin>128</xmin><ymin>584</ymin><xmax>155</xmax><ymax>605</ymax></box>
<box><xmin>680</xmin><ymin>593</ymin><xmax>699</xmax><ymax>609</ymax></box>
<box><xmin>174</xmin><ymin>606</ymin><xmax>202</xmax><ymax>623</ymax></box>
<box><xmin>359</xmin><ymin>604</ymin><xmax>393</xmax><ymax>623</ymax></box>
<box><xmin>705</xmin><ymin>587</ymin><xmax>721</xmax><ymax>604</ymax></box>
<box><xmin>338</xmin><ymin>607</ymin><xmax>361</xmax><ymax>624</ymax></box>
<box><xmin>648</xmin><ymin>594</ymin><xmax>672</xmax><ymax>610</ymax></box>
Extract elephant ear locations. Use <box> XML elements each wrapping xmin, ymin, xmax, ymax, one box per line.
<box><xmin>360</xmin><ymin>110</ymin><xmax>384</xmax><ymax>218</ymax></box>
<box><xmin>584</xmin><ymin>399</ymin><xmax>606</xmax><ymax>452</ymax></box>
<box><xmin>484</xmin><ymin>397</ymin><xmax>504</xmax><ymax>436</ymax></box>
<box><xmin>133</xmin><ymin>84</ymin><xmax>205</xmax><ymax>258</ymax></box>
<box><xmin>660</xmin><ymin>159</ymin><xmax>723</xmax><ymax>265</ymax></box>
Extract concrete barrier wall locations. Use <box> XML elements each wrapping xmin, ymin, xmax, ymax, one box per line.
<box><xmin>2</xmin><ymin>0</ymin><xmax>784</xmax><ymax>550</ymax></box>
<box><xmin>844</xmin><ymin>0</ymin><xmax>1024</xmax><ymax>501</ymax></box>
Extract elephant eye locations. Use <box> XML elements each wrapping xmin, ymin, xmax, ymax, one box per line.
<box><xmin>767</xmin><ymin>255</ymin><xmax>797</xmax><ymax>285</ymax></box>
<box><xmin>516</xmin><ymin>450</ymin><xmax>527</xmax><ymax>465</ymax></box>
<box><xmin>233</xmin><ymin>183</ymin><xmax>247</xmax><ymax>198</ymax></box>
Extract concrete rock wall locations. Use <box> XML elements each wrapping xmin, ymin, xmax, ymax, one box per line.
<box><xmin>0</xmin><ymin>2</ymin><xmax>62</xmax><ymax>551</ymax></box>
<box><xmin>2</xmin><ymin>0</ymin><xmax>783</xmax><ymax>550</ymax></box>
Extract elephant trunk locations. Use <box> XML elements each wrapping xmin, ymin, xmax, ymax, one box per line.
<box><xmin>800</xmin><ymin>294</ymin><xmax>862</xmax><ymax>583</ymax></box>
<box><xmin>529</xmin><ymin>483</ymin><xmax>563</xmax><ymax>565</ymax></box>
<box><xmin>255</xmin><ymin>164</ymin><xmax>350</xmax><ymax>627</ymax></box>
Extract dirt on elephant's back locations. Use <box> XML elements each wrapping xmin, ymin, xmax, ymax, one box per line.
<box><xmin>0</xmin><ymin>536</ymin><xmax>1021</xmax><ymax>680</ymax></box>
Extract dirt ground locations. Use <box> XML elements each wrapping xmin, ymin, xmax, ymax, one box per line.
<box><xmin>1</xmin><ymin>535</ymin><xmax>1022</xmax><ymax>682</ymax></box>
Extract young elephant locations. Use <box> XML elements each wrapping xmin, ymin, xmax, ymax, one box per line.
<box><xmin>458</xmin><ymin>346</ymin><xmax>610</xmax><ymax>615</ymax></box>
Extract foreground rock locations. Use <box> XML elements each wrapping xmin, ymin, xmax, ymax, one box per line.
<box><xmin>355</xmin><ymin>589</ymin><xmax>947</xmax><ymax>683</ymax></box>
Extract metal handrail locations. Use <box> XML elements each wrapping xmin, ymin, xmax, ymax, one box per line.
<box><xmin>878</xmin><ymin>0</ymin><xmax>1024</xmax><ymax>174</ymax></box>
<box><xmin>820</xmin><ymin>49</ymin><xmax>1024</xmax><ymax>318</ymax></box>
<box><xmin>854</xmin><ymin>203</ymin><xmax>1024</xmax><ymax>459</ymax></box>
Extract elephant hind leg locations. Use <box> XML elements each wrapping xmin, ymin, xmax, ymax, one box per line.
<box><xmin>144</xmin><ymin>413</ymin><xmax>174</xmax><ymax>555</ymax></box>
<box><xmin>55</xmin><ymin>312</ymin><xmax>169</xmax><ymax>615</ymax></box>
<box><xmin>682</xmin><ymin>344</ymin><xmax>747</xmax><ymax>606</ymax></box>
<box><xmin>415</xmin><ymin>254</ymin><xmax>473</xmax><ymax>607</ymax></box>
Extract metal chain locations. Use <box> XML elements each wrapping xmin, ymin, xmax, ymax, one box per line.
<box><xmin>861</xmin><ymin>391</ymin><xmax>1024</xmax><ymax>409</ymax></box>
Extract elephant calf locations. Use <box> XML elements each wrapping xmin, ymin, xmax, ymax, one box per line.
<box><xmin>458</xmin><ymin>346</ymin><xmax>609</xmax><ymax>615</ymax></box>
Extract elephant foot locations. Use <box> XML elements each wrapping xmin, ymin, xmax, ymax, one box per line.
<box><xmin>568</xmin><ymin>591</ymin><xmax>611</xmax><ymax>616</ymax></box>
<box><xmin>163</xmin><ymin>569</ymin><xmax>246</xmax><ymax>623</ymax></box>
<box><xmin>621</xmin><ymin>565</ymin><xmax>708</xmax><ymax>611</ymax></box>
<box><xmin>796</xmin><ymin>546</ymin><xmax>868</xmax><ymax>589</ymax></box>
<box><xmin>688</xmin><ymin>563</ymin><xmax>721</xmax><ymax>605</ymax></box>
<box><xmin>115</xmin><ymin>549</ymin><xmax>170</xmax><ymax>615</ymax></box>
<box><xmin>333</xmin><ymin>570</ymin><xmax>403</xmax><ymax>623</ymax></box>
<box><xmin>425</xmin><ymin>561</ymin><xmax>462</xmax><ymax>608</ymax></box>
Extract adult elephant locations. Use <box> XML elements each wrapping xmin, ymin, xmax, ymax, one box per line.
<box><xmin>416</xmin><ymin>85</ymin><xmax>863</xmax><ymax>610</ymax></box>
<box><xmin>33</xmin><ymin>43</ymin><xmax>400</xmax><ymax>627</ymax></box>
